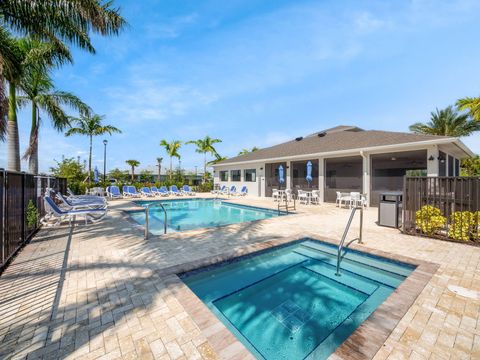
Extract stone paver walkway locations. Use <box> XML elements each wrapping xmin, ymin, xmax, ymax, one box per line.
<box><xmin>0</xmin><ymin>195</ymin><xmax>479</xmax><ymax>359</ymax></box>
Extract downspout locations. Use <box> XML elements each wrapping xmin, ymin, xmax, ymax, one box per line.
<box><xmin>360</xmin><ymin>151</ymin><xmax>369</xmax><ymax>207</ymax></box>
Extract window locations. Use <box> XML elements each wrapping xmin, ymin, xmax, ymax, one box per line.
<box><xmin>230</xmin><ymin>170</ymin><xmax>241</xmax><ymax>181</ymax></box>
<box><xmin>448</xmin><ymin>155</ymin><xmax>454</xmax><ymax>176</ymax></box>
<box><xmin>244</xmin><ymin>169</ymin><xmax>256</xmax><ymax>182</ymax></box>
<box><xmin>219</xmin><ymin>171</ymin><xmax>228</xmax><ymax>181</ymax></box>
<box><xmin>455</xmin><ymin>158</ymin><xmax>460</xmax><ymax>176</ymax></box>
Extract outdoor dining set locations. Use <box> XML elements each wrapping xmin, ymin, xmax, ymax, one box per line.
<box><xmin>272</xmin><ymin>188</ymin><xmax>367</xmax><ymax>208</ymax></box>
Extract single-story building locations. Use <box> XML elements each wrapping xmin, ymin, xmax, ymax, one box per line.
<box><xmin>212</xmin><ymin>125</ymin><xmax>475</xmax><ymax>206</ymax></box>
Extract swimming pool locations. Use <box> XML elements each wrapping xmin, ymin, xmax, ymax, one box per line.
<box><xmin>181</xmin><ymin>239</ymin><xmax>415</xmax><ymax>360</ymax></box>
<box><xmin>129</xmin><ymin>198</ymin><xmax>283</xmax><ymax>234</ymax></box>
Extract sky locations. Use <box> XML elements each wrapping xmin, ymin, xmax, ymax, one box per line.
<box><xmin>1</xmin><ymin>0</ymin><xmax>480</xmax><ymax>174</ymax></box>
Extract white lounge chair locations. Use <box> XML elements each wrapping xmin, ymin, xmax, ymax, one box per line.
<box><xmin>43</xmin><ymin>196</ymin><xmax>107</xmax><ymax>225</ymax></box>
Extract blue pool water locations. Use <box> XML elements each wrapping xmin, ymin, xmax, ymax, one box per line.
<box><xmin>181</xmin><ymin>239</ymin><xmax>415</xmax><ymax>360</ymax></box>
<box><xmin>129</xmin><ymin>198</ymin><xmax>283</xmax><ymax>234</ymax></box>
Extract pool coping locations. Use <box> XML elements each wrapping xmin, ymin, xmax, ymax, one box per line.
<box><xmin>158</xmin><ymin>233</ymin><xmax>439</xmax><ymax>360</ymax></box>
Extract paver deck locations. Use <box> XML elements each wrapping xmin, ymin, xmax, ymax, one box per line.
<box><xmin>0</xmin><ymin>194</ymin><xmax>479</xmax><ymax>359</ymax></box>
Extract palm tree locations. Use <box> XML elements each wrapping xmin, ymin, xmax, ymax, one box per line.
<box><xmin>186</xmin><ymin>136</ymin><xmax>222</xmax><ymax>183</ymax></box>
<box><xmin>207</xmin><ymin>154</ymin><xmax>228</xmax><ymax>165</ymax></box>
<box><xmin>238</xmin><ymin>146</ymin><xmax>259</xmax><ymax>156</ymax></box>
<box><xmin>18</xmin><ymin>49</ymin><xmax>89</xmax><ymax>174</ymax></box>
<box><xmin>156</xmin><ymin>157</ymin><xmax>163</xmax><ymax>182</ymax></box>
<box><xmin>457</xmin><ymin>97</ymin><xmax>480</xmax><ymax>122</ymax></box>
<box><xmin>125</xmin><ymin>160</ymin><xmax>140</xmax><ymax>182</ymax></box>
<box><xmin>65</xmin><ymin>114</ymin><xmax>121</xmax><ymax>183</ymax></box>
<box><xmin>159</xmin><ymin>139</ymin><xmax>182</xmax><ymax>180</ymax></box>
<box><xmin>3</xmin><ymin>36</ymin><xmax>72</xmax><ymax>171</ymax></box>
<box><xmin>409</xmin><ymin>106</ymin><xmax>480</xmax><ymax>137</ymax></box>
<box><xmin>0</xmin><ymin>0</ymin><xmax>126</xmax><ymax>129</ymax></box>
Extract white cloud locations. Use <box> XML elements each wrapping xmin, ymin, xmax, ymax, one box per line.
<box><xmin>144</xmin><ymin>13</ymin><xmax>198</xmax><ymax>39</ymax></box>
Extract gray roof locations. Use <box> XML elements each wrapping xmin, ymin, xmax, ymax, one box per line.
<box><xmin>216</xmin><ymin>126</ymin><xmax>452</xmax><ymax>165</ymax></box>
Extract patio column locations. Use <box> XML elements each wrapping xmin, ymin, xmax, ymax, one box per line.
<box><xmin>318</xmin><ymin>157</ymin><xmax>325</xmax><ymax>203</ymax></box>
<box><xmin>427</xmin><ymin>145</ymin><xmax>439</xmax><ymax>176</ymax></box>
<box><xmin>361</xmin><ymin>152</ymin><xmax>370</xmax><ymax>207</ymax></box>
<box><xmin>286</xmin><ymin>160</ymin><xmax>291</xmax><ymax>189</ymax></box>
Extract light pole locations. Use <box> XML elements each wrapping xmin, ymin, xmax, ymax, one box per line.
<box><xmin>103</xmin><ymin>139</ymin><xmax>108</xmax><ymax>183</ymax></box>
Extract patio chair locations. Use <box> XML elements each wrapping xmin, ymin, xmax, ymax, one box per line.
<box><xmin>310</xmin><ymin>190</ymin><xmax>320</xmax><ymax>205</ymax></box>
<box><xmin>122</xmin><ymin>185</ymin><xmax>131</xmax><ymax>197</ymax></box>
<box><xmin>211</xmin><ymin>185</ymin><xmax>225</xmax><ymax>194</ymax></box>
<box><xmin>350</xmin><ymin>192</ymin><xmax>363</xmax><ymax>208</ymax></box>
<box><xmin>55</xmin><ymin>191</ymin><xmax>107</xmax><ymax>210</ymax></box>
<box><xmin>298</xmin><ymin>190</ymin><xmax>309</xmax><ymax>204</ymax></box>
<box><xmin>107</xmin><ymin>185</ymin><xmax>122</xmax><ymax>199</ymax></box>
<box><xmin>140</xmin><ymin>187</ymin><xmax>154</xmax><ymax>197</ymax></box>
<box><xmin>181</xmin><ymin>185</ymin><xmax>196</xmax><ymax>195</ymax></box>
<box><xmin>150</xmin><ymin>186</ymin><xmax>160</xmax><ymax>196</ymax></box>
<box><xmin>235</xmin><ymin>186</ymin><xmax>248</xmax><ymax>196</ymax></box>
<box><xmin>44</xmin><ymin>196</ymin><xmax>107</xmax><ymax>225</ymax></box>
<box><xmin>285</xmin><ymin>189</ymin><xmax>293</xmax><ymax>202</ymax></box>
<box><xmin>229</xmin><ymin>185</ymin><xmax>236</xmax><ymax>194</ymax></box>
<box><xmin>170</xmin><ymin>185</ymin><xmax>183</xmax><ymax>196</ymax></box>
<box><xmin>67</xmin><ymin>188</ymin><xmax>106</xmax><ymax>202</ymax></box>
<box><xmin>158</xmin><ymin>186</ymin><xmax>170</xmax><ymax>196</ymax></box>
<box><xmin>272</xmin><ymin>189</ymin><xmax>279</xmax><ymax>201</ymax></box>
<box><xmin>127</xmin><ymin>186</ymin><xmax>141</xmax><ymax>198</ymax></box>
<box><xmin>336</xmin><ymin>191</ymin><xmax>350</xmax><ymax>208</ymax></box>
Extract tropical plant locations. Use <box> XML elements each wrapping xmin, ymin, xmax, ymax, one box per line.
<box><xmin>65</xmin><ymin>113</ymin><xmax>121</xmax><ymax>183</ymax></box>
<box><xmin>50</xmin><ymin>157</ymin><xmax>86</xmax><ymax>193</ymax></box>
<box><xmin>125</xmin><ymin>160</ymin><xmax>140</xmax><ymax>182</ymax></box>
<box><xmin>457</xmin><ymin>97</ymin><xmax>480</xmax><ymax>122</ymax></box>
<box><xmin>109</xmin><ymin>168</ymin><xmax>128</xmax><ymax>182</ymax></box>
<box><xmin>160</xmin><ymin>139</ymin><xmax>182</xmax><ymax>180</ymax></box>
<box><xmin>415</xmin><ymin>205</ymin><xmax>446</xmax><ymax>236</ymax></box>
<box><xmin>461</xmin><ymin>155</ymin><xmax>480</xmax><ymax>176</ymax></box>
<box><xmin>156</xmin><ymin>157</ymin><xmax>163</xmax><ymax>181</ymax></box>
<box><xmin>409</xmin><ymin>106</ymin><xmax>480</xmax><ymax>137</ymax></box>
<box><xmin>18</xmin><ymin>41</ymin><xmax>89</xmax><ymax>173</ymax></box>
<box><xmin>26</xmin><ymin>199</ymin><xmax>38</xmax><ymax>228</ymax></box>
<box><xmin>0</xmin><ymin>0</ymin><xmax>126</xmax><ymax>139</ymax></box>
<box><xmin>186</xmin><ymin>136</ymin><xmax>222</xmax><ymax>183</ymax></box>
<box><xmin>3</xmin><ymin>36</ymin><xmax>73</xmax><ymax>171</ymax></box>
<box><xmin>207</xmin><ymin>154</ymin><xmax>227</xmax><ymax>165</ymax></box>
<box><xmin>238</xmin><ymin>146</ymin><xmax>259</xmax><ymax>156</ymax></box>
<box><xmin>448</xmin><ymin>211</ymin><xmax>474</xmax><ymax>241</ymax></box>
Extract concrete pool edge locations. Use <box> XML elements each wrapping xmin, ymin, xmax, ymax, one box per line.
<box><xmin>160</xmin><ymin>234</ymin><xmax>439</xmax><ymax>360</ymax></box>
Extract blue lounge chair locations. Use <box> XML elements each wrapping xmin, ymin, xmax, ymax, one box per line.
<box><xmin>54</xmin><ymin>191</ymin><xmax>107</xmax><ymax>210</ymax></box>
<box><xmin>211</xmin><ymin>185</ymin><xmax>226</xmax><ymax>194</ymax></box>
<box><xmin>140</xmin><ymin>187</ymin><xmax>154</xmax><ymax>197</ymax></box>
<box><xmin>127</xmin><ymin>186</ymin><xmax>141</xmax><ymax>198</ymax></box>
<box><xmin>229</xmin><ymin>185</ymin><xmax>236</xmax><ymax>194</ymax></box>
<box><xmin>150</xmin><ymin>186</ymin><xmax>160</xmax><ymax>196</ymax></box>
<box><xmin>169</xmin><ymin>185</ymin><xmax>182</xmax><ymax>196</ymax></box>
<box><xmin>158</xmin><ymin>186</ymin><xmax>169</xmax><ymax>196</ymax></box>
<box><xmin>107</xmin><ymin>185</ymin><xmax>122</xmax><ymax>199</ymax></box>
<box><xmin>122</xmin><ymin>185</ymin><xmax>130</xmax><ymax>197</ymax></box>
<box><xmin>235</xmin><ymin>186</ymin><xmax>248</xmax><ymax>196</ymax></box>
<box><xmin>44</xmin><ymin>196</ymin><xmax>107</xmax><ymax>225</ymax></box>
<box><xmin>181</xmin><ymin>185</ymin><xmax>195</xmax><ymax>195</ymax></box>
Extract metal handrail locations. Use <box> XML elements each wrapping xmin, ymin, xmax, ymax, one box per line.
<box><xmin>335</xmin><ymin>205</ymin><xmax>363</xmax><ymax>276</ymax></box>
<box><xmin>144</xmin><ymin>203</ymin><xmax>167</xmax><ymax>239</ymax></box>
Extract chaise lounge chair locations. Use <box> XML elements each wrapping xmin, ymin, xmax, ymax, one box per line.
<box><xmin>107</xmin><ymin>185</ymin><xmax>122</xmax><ymax>199</ymax></box>
<box><xmin>126</xmin><ymin>186</ymin><xmax>141</xmax><ymax>198</ymax></box>
<box><xmin>44</xmin><ymin>196</ymin><xmax>107</xmax><ymax>225</ymax></box>
<box><xmin>181</xmin><ymin>185</ymin><xmax>196</xmax><ymax>195</ymax></box>
<box><xmin>169</xmin><ymin>185</ymin><xmax>183</xmax><ymax>196</ymax></box>
<box><xmin>140</xmin><ymin>187</ymin><xmax>154</xmax><ymax>197</ymax></box>
<box><xmin>158</xmin><ymin>186</ymin><xmax>170</xmax><ymax>196</ymax></box>
<box><xmin>234</xmin><ymin>186</ymin><xmax>248</xmax><ymax>196</ymax></box>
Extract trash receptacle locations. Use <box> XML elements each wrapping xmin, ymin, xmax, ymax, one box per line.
<box><xmin>378</xmin><ymin>192</ymin><xmax>403</xmax><ymax>228</ymax></box>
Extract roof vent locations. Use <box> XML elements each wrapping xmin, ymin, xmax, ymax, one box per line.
<box><xmin>295</xmin><ymin>136</ymin><xmax>303</xmax><ymax>141</ymax></box>
<box><xmin>317</xmin><ymin>132</ymin><xmax>326</xmax><ymax>137</ymax></box>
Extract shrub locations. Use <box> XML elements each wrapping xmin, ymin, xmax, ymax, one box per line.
<box><xmin>26</xmin><ymin>200</ymin><xmax>38</xmax><ymax>228</ymax></box>
<box><xmin>415</xmin><ymin>205</ymin><xmax>446</xmax><ymax>235</ymax></box>
<box><xmin>195</xmin><ymin>182</ymin><xmax>213</xmax><ymax>192</ymax></box>
<box><xmin>472</xmin><ymin>211</ymin><xmax>480</xmax><ymax>241</ymax></box>
<box><xmin>448</xmin><ymin>211</ymin><xmax>477</xmax><ymax>241</ymax></box>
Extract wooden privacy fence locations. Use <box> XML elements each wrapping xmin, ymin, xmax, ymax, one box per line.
<box><xmin>403</xmin><ymin>177</ymin><xmax>480</xmax><ymax>243</ymax></box>
<box><xmin>0</xmin><ymin>169</ymin><xmax>67</xmax><ymax>269</ymax></box>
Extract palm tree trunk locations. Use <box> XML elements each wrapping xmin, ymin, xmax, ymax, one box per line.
<box><xmin>170</xmin><ymin>157</ymin><xmax>173</xmax><ymax>180</ymax></box>
<box><xmin>131</xmin><ymin>166</ymin><xmax>134</xmax><ymax>182</ymax></box>
<box><xmin>28</xmin><ymin>102</ymin><xmax>39</xmax><ymax>174</ymax></box>
<box><xmin>204</xmin><ymin>152</ymin><xmax>207</xmax><ymax>184</ymax></box>
<box><xmin>88</xmin><ymin>135</ymin><xmax>93</xmax><ymax>184</ymax></box>
<box><xmin>7</xmin><ymin>82</ymin><xmax>20</xmax><ymax>171</ymax></box>
<box><xmin>157</xmin><ymin>161</ymin><xmax>161</xmax><ymax>182</ymax></box>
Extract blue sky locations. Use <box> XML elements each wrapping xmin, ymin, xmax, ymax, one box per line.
<box><xmin>1</xmin><ymin>0</ymin><xmax>480</xmax><ymax>174</ymax></box>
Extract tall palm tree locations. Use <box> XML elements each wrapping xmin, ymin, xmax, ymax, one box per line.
<box><xmin>409</xmin><ymin>106</ymin><xmax>480</xmax><ymax>137</ymax></box>
<box><xmin>65</xmin><ymin>114</ymin><xmax>121</xmax><ymax>183</ymax></box>
<box><xmin>238</xmin><ymin>146</ymin><xmax>259</xmax><ymax>156</ymax></box>
<box><xmin>19</xmin><ymin>55</ymin><xmax>89</xmax><ymax>174</ymax></box>
<box><xmin>0</xmin><ymin>0</ymin><xmax>126</xmax><ymax>128</ymax></box>
<box><xmin>156</xmin><ymin>157</ymin><xmax>163</xmax><ymax>182</ymax></box>
<box><xmin>160</xmin><ymin>139</ymin><xmax>182</xmax><ymax>180</ymax></box>
<box><xmin>457</xmin><ymin>97</ymin><xmax>480</xmax><ymax>122</ymax></box>
<box><xmin>186</xmin><ymin>136</ymin><xmax>222</xmax><ymax>182</ymax></box>
<box><xmin>3</xmin><ymin>36</ymin><xmax>72</xmax><ymax>171</ymax></box>
<box><xmin>125</xmin><ymin>160</ymin><xmax>140</xmax><ymax>182</ymax></box>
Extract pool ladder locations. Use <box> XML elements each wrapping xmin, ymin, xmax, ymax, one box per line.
<box><xmin>144</xmin><ymin>203</ymin><xmax>167</xmax><ymax>239</ymax></box>
<box><xmin>277</xmin><ymin>195</ymin><xmax>296</xmax><ymax>214</ymax></box>
<box><xmin>335</xmin><ymin>206</ymin><xmax>364</xmax><ymax>276</ymax></box>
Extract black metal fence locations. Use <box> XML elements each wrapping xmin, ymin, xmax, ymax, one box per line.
<box><xmin>0</xmin><ymin>169</ymin><xmax>67</xmax><ymax>269</ymax></box>
<box><xmin>403</xmin><ymin>177</ymin><xmax>480</xmax><ymax>243</ymax></box>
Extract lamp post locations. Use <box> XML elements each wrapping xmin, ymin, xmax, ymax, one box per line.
<box><xmin>103</xmin><ymin>139</ymin><xmax>108</xmax><ymax>183</ymax></box>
